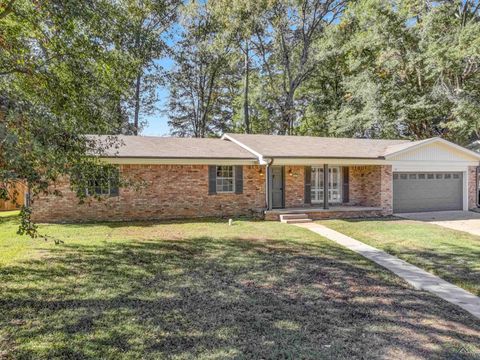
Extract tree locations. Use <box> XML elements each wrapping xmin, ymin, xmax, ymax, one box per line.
<box><xmin>211</xmin><ymin>1</ymin><xmax>267</xmax><ymax>133</ymax></box>
<box><xmin>120</xmin><ymin>0</ymin><xmax>179</xmax><ymax>135</ymax></box>
<box><xmin>329</xmin><ymin>0</ymin><xmax>480</xmax><ymax>143</ymax></box>
<box><xmin>167</xmin><ymin>1</ymin><xmax>235</xmax><ymax>137</ymax></box>
<box><xmin>0</xmin><ymin>0</ymin><xmax>172</xmax><ymax>235</ymax></box>
<box><xmin>248</xmin><ymin>0</ymin><xmax>347</xmax><ymax>134</ymax></box>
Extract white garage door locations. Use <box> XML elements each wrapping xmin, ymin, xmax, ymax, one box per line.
<box><xmin>393</xmin><ymin>172</ymin><xmax>463</xmax><ymax>213</ymax></box>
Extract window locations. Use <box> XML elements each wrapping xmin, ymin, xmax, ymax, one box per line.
<box><xmin>409</xmin><ymin>174</ymin><xmax>417</xmax><ymax>180</ymax></box>
<box><xmin>427</xmin><ymin>174</ymin><xmax>434</xmax><ymax>179</ymax></box>
<box><xmin>393</xmin><ymin>174</ymin><xmax>398</xmax><ymax>180</ymax></box>
<box><xmin>216</xmin><ymin>166</ymin><xmax>235</xmax><ymax>193</ymax></box>
<box><xmin>444</xmin><ymin>174</ymin><xmax>451</xmax><ymax>179</ymax></box>
<box><xmin>418</xmin><ymin>174</ymin><xmax>426</xmax><ymax>179</ymax></box>
<box><xmin>453</xmin><ymin>173</ymin><xmax>460</xmax><ymax>179</ymax></box>
<box><xmin>400</xmin><ymin>174</ymin><xmax>407</xmax><ymax>180</ymax></box>
<box><xmin>86</xmin><ymin>167</ymin><xmax>119</xmax><ymax>197</ymax></box>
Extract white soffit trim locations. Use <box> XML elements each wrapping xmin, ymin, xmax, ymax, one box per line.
<box><xmin>100</xmin><ymin>157</ymin><xmax>258</xmax><ymax>165</ymax></box>
<box><xmin>385</xmin><ymin>137</ymin><xmax>480</xmax><ymax>161</ymax></box>
<box><xmin>221</xmin><ymin>134</ymin><xmax>266</xmax><ymax>164</ymax></box>
<box><xmin>271</xmin><ymin>158</ymin><xmax>390</xmax><ymax>166</ymax></box>
<box><xmin>392</xmin><ymin>162</ymin><xmax>474</xmax><ymax>172</ymax></box>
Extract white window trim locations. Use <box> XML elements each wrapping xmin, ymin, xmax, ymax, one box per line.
<box><xmin>311</xmin><ymin>166</ymin><xmax>343</xmax><ymax>204</ymax></box>
<box><xmin>216</xmin><ymin>165</ymin><xmax>235</xmax><ymax>193</ymax></box>
<box><xmin>85</xmin><ymin>168</ymin><xmax>118</xmax><ymax>197</ymax></box>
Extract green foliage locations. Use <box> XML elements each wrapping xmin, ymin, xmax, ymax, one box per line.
<box><xmin>167</xmin><ymin>1</ymin><xmax>237</xmax><ymax>137</ymax></box>
<box><xmin>299</xmin><ymin>0</ymin><xmax>480</xmax><ymax>142</ymax></box>
<box><xmin>0</xmin><ymin>0</ymin><xmax>173</xmax><ymax>235</ymax></box>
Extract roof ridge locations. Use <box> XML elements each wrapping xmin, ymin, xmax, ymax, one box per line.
<box><xmin>224</xmin><ymin>133</ymin><xmax>410</xmax><ymax>142</ymax></box>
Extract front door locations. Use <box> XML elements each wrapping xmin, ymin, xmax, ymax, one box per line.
<box><xmin>311</xmin><ymin>166</ymin><xmax>342</xmax><ymax>203</ymax></box>
<box><xmin>271</xmin><ymin>166</ymin><xmax>284</xmax><ymax>208</ymax></box>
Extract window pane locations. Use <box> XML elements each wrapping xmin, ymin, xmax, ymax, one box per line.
<box><xmin>418</xmin><ymin>174</ymin><xmax>426</xmax><ymax>179</ymax></box>
<box><xmin>216</xmin><ymin>166</ymin><xmax>234</xmax><ymax>192</ymax></box>
<box><xmin>86</xmin><ymin>167</ymin><xmax>119</xmax><ymax>197</ymax></box>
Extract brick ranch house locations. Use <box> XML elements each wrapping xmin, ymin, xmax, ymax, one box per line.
<box><xmin>31</xmin><ymin>134</ymin><xmax>480</xmax><ymax>223</ymax></box>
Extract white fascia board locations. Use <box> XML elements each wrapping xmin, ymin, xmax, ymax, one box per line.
<box><xmin>392</xmin><ymin>160</ymin><xmax>477</xmax><ymax>172</ymax></box>
<box><xmin>271</xmin><ymin>158</ymin><xmax>390</xmax><ymax>166</ymax></box>
<box><xmin>221</xmin><ymin>134</ymin><xmax>266</xmax><ymax>164</ymax></box>
<box><xmin>385</xmin><ymin>137</ymin><xmax>480</xmax><ymax>160</ymax></box>
<box><xmin>100</xmin><ymin>157</ymin><xmax>258</xmax><ymax>165</ymax></box>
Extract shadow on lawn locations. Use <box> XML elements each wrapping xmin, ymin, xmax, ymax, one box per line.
<box><xmin>379</xmin><ymin>244</ymin><xmax>480</xmax><ymax>297</ymax></box>
<box><xmin>324</xmin><ymin>217</ymin><xmax>480</xmax><ymax>297</ymax></box>
<box><xmin>0</xmin><ymin>232</ymin><xmax>479</xmax><ymax>359</ymax></box>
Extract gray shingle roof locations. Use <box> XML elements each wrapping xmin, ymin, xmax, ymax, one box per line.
<box><xmin>89</xmin><ymin>135</ymin><xmax>256</xmax><ymax>159</ymax></box>
<box><xmin>224</xmin><ymin>133</ymin><xmax>412</xmax><ymax>159</ymax></box>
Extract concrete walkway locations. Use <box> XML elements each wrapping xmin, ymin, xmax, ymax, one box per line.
<box><xmin>296</xmin><ymin>222</ymin><xmax>480</xmax><ymax>320</ymax></box>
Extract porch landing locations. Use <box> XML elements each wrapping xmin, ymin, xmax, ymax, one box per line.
<box><xmin>265</xmin><ymin>206</ymin><xmax>386</xmax><ymax>221</ymax></box>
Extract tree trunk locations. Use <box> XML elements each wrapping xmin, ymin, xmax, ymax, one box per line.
<box><xmin>282</xmin><ymin>93</ymin><xmax>295</xmax><ymax>135</ymax></box>
<box><xmin>243</xmin><ymin>42</ymin><xmax>250</xmax><ymax>134</ymax></box>
<box><xmin>133</xmin><ymin>72</ymin><xmax>141</xmax><ymax>135</ymax></box>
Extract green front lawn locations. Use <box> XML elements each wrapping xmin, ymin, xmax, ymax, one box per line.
<box><xmin>319</xmin><ymin>218</ymin><xmax>480</xmax><ymax>296</ymax></box>
<box><xmin>0</xmin><ymin>215</ymin><xmax>479</xmax><ymax>359</ymax></box>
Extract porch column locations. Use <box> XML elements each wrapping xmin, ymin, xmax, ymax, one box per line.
<box><xmin>323</xmin><ymin>164</ymin><xmax>329</xmax><ymax>209</ymax></box>
<box><xmin>266</xmin><ymin>164</ymin><xmax>273</xmax><ymax>210</ymax></box>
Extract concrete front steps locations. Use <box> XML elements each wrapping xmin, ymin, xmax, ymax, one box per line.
<box><xmin>279</xmin><ymin>213</ymin><xmax>312</xmax><ymax>224</ymax></box>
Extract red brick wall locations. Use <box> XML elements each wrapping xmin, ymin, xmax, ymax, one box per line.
<box><xmin>278</xmin><ymin>164</ymin><xmax>393</xmax><ymax>213</ymax></box>
<box><xmin>31</xmin><ymin>165</ymin><xmax>266</xmax><ymax>223</ymax></box>
<box><xmin>348</xmin><ymin>165</ymin><xmax>393</xmax><ymax>214</ymax></box>
<box><xmin>284</xmin><ymin>166</ymin><xmax>305</xmax><ymax>207</ymax></box>
<box><xmin>468</xmin><ymin>166</ymin><xmax>478</xmax><ymax>210</ymax></box>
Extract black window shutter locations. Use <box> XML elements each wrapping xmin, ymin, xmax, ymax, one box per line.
<box><xmin>342</xmin><ymin>166</ymin><xmax>349</xmax><ymax>203</ymax></box>
<box><xmin>235</xmin><ymin>165</ymin><xmax>243</xmax><ymax>194</ymax></box>
<box><xmin>304</xmin><ymin>166</ymin><xmax>311</xmax><ymax>204</ymax></box>
<box><xmin>208</xmin><ymin>165</ymin><xmax>217</xmax><ymax>195</ymax></box>
<box><xmin>109</xmin><ymin>168</ymin><xmax>120</xmax><ymax>197</ymax></box>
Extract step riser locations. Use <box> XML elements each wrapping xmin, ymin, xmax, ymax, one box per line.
<box><xmin>279</xmin><ymin>214</ymin><xmax>308</xmax><ymax>220</ymax></box>
<box><xmin>281</xmin><ymin>219</ymin><xmax>312</xmax><ymax>224</ymax></box>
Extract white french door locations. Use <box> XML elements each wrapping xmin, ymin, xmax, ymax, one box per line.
<box><xmin>311</xmin><ymin>166</ymin><xmax>342</xmax><ymax>203</ymax></box>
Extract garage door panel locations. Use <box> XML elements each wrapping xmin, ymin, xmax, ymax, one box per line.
<box><xmin>393</xmin><ymin>172</ymin><xmax>463</xmax><ymax>213</ymax></box>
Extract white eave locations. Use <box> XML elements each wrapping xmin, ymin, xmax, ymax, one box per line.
<box><xmin>100</xmin><ymin>157</ymin><xmax>258</xmax><ymax>165</ymax></box>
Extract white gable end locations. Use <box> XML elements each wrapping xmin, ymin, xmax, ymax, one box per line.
<box><xmin>390</xmin><ymin>141</ymin><xmax>478</xmax><ymax>162</ymax></box>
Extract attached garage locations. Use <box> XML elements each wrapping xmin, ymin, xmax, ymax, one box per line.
<box><xmin>393</xmin><ymin>172</ymin><xmax>463</xmax><ymax>213</ymax></box>
<box><xmin>387</xmin><ymin>138</ymin><xmax>480</xmax><ymax>214</ymax></box>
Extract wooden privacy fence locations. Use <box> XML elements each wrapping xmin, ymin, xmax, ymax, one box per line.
<box><xmin>0</xmin><ymin>182</ymin><xmax>27</xmax><ymax>211</ymax></box>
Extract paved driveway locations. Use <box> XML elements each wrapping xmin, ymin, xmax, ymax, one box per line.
<box><xmin>396</xmin><ymin>210</ymin><xmax>480</xmax><ymax>236</ymax></box>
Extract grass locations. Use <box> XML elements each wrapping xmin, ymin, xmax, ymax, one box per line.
<box><xmin>0</xmin><ymin>210</ymin><xmax>20</xmax><ymax>218</ymax></box>
<box><xmin>0</xmin><ymin>215</ymin><xmax>479</xmax><ymax>359</ymax></box>
<box><xmin>319</xmin><ymin>218</ymin><xmax>480</xmax><ymax>296</ymax></box>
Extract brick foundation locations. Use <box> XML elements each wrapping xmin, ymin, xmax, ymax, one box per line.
<box><xmin>265</xmin><ymin>209</ymin><xmax>385</xmax><ymax>221</ymax></box>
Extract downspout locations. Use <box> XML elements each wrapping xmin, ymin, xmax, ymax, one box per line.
<box><xmin>265</xmin><ymin>158</ymin><xmax>274</xmax><ymax>211</ymax></box>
